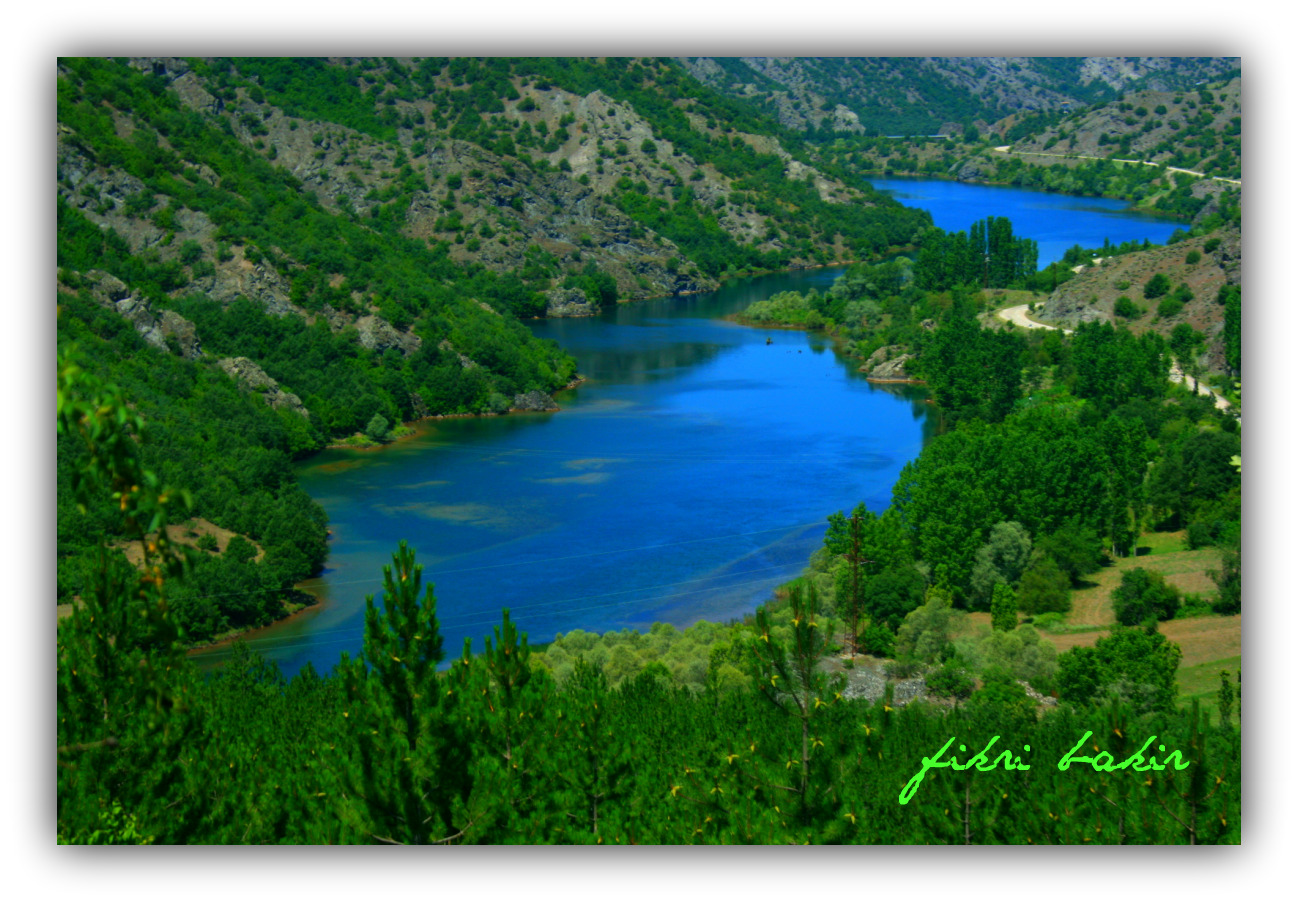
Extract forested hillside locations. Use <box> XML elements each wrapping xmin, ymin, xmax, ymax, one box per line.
<box><xmin>56</xmin><ymin>356</ymin><xmax>1241</xmax><ymax>843</ymax></box>
<box><xmin>55</xmin><ymin>56</ymin><xmax>933</xmax><ymax>636</ymax></box>
<box><xmin>680</xmin><ymin>57</ymin><xmax>1239</xmax><ymax>138</ymax></box>
<box><xmin>56</xmin><ymin>58</ymin><xmax>1244</xmax><ymax>846</ymax></box>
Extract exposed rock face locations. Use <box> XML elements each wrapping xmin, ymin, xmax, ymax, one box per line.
<box><xmin>216</xmin><ymin>357</ymin><xmax>309</xmax><ymax>418</ymax></box>
<box><xmin>545</xmin><ymin>288</ymin><xmax>599</xmax><ymax>318</ymax></box>
<box><xmin>191</xmin><ymin>254</ymin><xmax>297</xmax><ymax>317</ymax></box>
<box><xmin>316</xmin><ymin>303</ymin><xmax>352</xmax><ymax>333</ymax></box>
<box><xmin>860</xmin><ymin>345</ymin><xmax>916</xmax><ymax>381</ymax></box>
<box><xmin>81</xmin><ymin>270</ymin><xmax>168</xmax><ymax>352</ymax></box>
<box><xmin>158</xmin><ymin>310</ymin><xmax>203</xmax><ymax>360</ymax></box>
<box><xmin>79</xmin><ymin>270</ymin><xmax>202</xmax><ymax>360</ymax></box>
<box><xmin>355</xmin><ymin>315</ymin><xmax>421</xmax><ymax>356</ymax></box>
<box><xmin>511</xmin><ymin>390</ymin><xmax>559</xmax><ymax>412</ymax></box>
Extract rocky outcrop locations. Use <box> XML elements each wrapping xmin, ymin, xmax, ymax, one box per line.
<box><xmin>511</xmin><ymin>390</ymin><xmax>559</xmax><ymax>412</ymax></box>
<box><xmin>545</xmin><ymin>288</ymin><xmax>599</xmax><ymax>318</ymax></box>
<box><xmin>158</xmin><ymin>310</ymin><xmax>203</xmax><ymax>360</ymax></box>
<box><xmin>190</xmin><ymin>255</ymin><xmax>296</xmax><ymax>317</ymax></box>
<box><xmin>79</xmin><ymin>269</ymin><xmax>203</xmax><ymax>360</ymax></box>
<box><xmin>438</xmin><ymin>340</ymin><xmax>480</xmax><ymax>370</ymax></box>
<box><xmin>215</xmin><ymin>357</ymin><xmax>309</xmax><ymax>418</ymax></box>
<box><xmin>860</xmin><ymin>345</ymin><xmax>916</xmax><ymax>382</ymax></box>
<box><xmin>355</xmin><ymin>315</ymin><xmax>421</xmax><ymax>356</ymax></box>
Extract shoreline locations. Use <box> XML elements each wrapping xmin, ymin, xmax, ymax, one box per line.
<box><xmin>322</xmin><ymin>375</ymin><xmax>589</xmax><ymax>451</ymax></box>
<box><xmin>190</xmin><ymin>261</ymin><xmax>911</xmax><ymax>660</ymax></box>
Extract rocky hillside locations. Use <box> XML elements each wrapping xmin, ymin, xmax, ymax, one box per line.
<box><xmin>997</xmin><ymin>77</ymin><xmax>1241</xmax><ymax>179</ymax></box>
<box><xmin>57</xmin><ymin>56</ymin><xmax>934</xmax><ymax>435</ymax></box>
<box><xmin>678</xmin><ymin>57</ymin><xmax>1239</xmax><ymax>137</ymax></box>
<box><xmin>1034</xmin><ymin>224</ymin><xmax>1241</xmax><ymax>374</ymax></box>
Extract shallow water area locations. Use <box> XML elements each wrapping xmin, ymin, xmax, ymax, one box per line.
<box><xmin>192</xmin><ymin>181</ymin><xmax>1185</xmax><ymax>678</ymax></box>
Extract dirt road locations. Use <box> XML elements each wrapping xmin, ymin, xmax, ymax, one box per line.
<box><xmin>996</xmin><ymin>305</ymin><xmax>1232</xmax><ymax>410</ymax></box>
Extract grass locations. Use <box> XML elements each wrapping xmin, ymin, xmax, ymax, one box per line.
<box><xmin>1068</xmin><ymin>536</ymin><xmax>1224</xmax><ymax>627</ymax></box>
<box><xmin>1175</xmin><ymin>655</ymin><xmax>1241</xmax><ymax>726</ymax></box>
<box><xmin>1136</xmin><ymin>529</ymin><xmax>1192</xmax><ymax>556</ymax></box>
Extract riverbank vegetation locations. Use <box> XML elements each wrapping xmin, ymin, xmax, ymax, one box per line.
<box><xmin>56</xmin><ymin>362</ymin><xmax>1240</xmax><ymax>842</ymax></box>
<box><xmin>803</xmin><ymin>75</ymin><xmax>1242</xmax><ymax>225</ymax></box>
<box><xmin>56</xmin><ymin>57</ymin><xmax>1243</xmax><ymax>844</ymax></box>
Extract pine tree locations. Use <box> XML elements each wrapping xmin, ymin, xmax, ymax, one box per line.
<box><xmin>340</xmin><ymin>540</ymin><xmax>472</xmax><ymax>843</ymax></box>
<box><xmin>56</xmin><ymin>345</ymin><xmax>201</xmax><ymax>842</ymax></box>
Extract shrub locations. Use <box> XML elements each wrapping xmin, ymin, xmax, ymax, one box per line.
<box><xmin>364</xmin><ymin>413</ymin><xmax>391</xmax><ymax>442</ymax></box>
<box><xmin>859</xmin><ymin>623</ymin><xmax>895</xmax><ymax>658</ymax></box>
<box><xmin>1111</xmin><ymin>568</ymin><xmax>1181</xmax><ymax>625</ymax></box>
<box><xmin>1056</xmin><ymin>625</ymin><xmax>1181</xmax><ymax>712</ymax></box>
<box><xmin>1113</xmin><ymin>296</ymin><xmax>1140</xmax><ymax>319</ymax></box>
<box><xmin>1036</xmin><ymin>522</ymin><xmax>1104</xmax><ymax>585</ymax></box>
<box><xmin>926</xmin><ymin>661</ymin><xmax>974</xmax><ymax>699</ymax></box>
<box><xmin>1143</xmin><ymin>273</ymin><xmax>1171</xmax><ymax>299</ymax></box>
<box><xmin>1157</xmin><ymin>296</ymin><xmax>1184</xmax><ymax>318</ymax></box>
<box><xmin>1017</xmin><ymin>554</ymin><xmax>1071</xmax><ymax>615</ymax></box>
<box><xmin>990</xmin><ymin>583</ymin><xmax>1018</xmax><ymax>632</ymax></box>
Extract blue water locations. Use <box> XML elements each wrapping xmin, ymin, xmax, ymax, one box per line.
<box><xmin>191</xmin><ymin>180</ymin><xmax>1182</xmax><ymax>678</ymax></box>
<box><xmin>868</xmin><ymin>177</ymin><xmax>1183</xmax><ymax>268</ymax></box>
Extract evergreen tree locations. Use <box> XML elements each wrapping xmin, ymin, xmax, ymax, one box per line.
<box><xmin>340</xmin><ymin>541</ymin><xmax>472</xmax><ymax>844</ymax></box>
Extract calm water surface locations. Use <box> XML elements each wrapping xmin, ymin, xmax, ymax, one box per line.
<box><xmin>192</xmin><ymin>181</ymin><xmax>1181</xmax><ymax>677</ymax></box>
<box><xmin>868</xmin><ymin>177</ymin><xmax>1183</xmax><ymax>267</ymax></box>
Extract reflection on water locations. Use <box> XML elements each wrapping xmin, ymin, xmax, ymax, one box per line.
<box><xmin>192</xmin><ymin>268</ymin><xmax>928</xmax><ymax>677</ymax></box>
<box><xmin>193</xmin><ymin>182</ymin><xmax>1183</xmax><ymax>677</ymax></box>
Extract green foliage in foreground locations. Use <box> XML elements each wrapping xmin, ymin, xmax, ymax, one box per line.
<box><xmin>57</xmin><ymin>359</ymin><xmax>1240</xmax><ymax>844</ymax></box>
<box><xmin>56</xmin><ymin>312</ymin><xmax>328</xmax><ymax>641</ymax></box>
<box><xmin>61</xmin><ymin>536</ymin><xmax>1241</xmax><ymax>844</ymax></box>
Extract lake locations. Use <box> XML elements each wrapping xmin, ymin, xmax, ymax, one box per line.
<box><xmin>867</xmin><ymin>177</ymin><xmax>1182</xmax><ymax>267</ymax></box>
<box><xmin>190</xmin><ymin>180</ymin><xmax>1182</xmax><ymax>677</ymax></box>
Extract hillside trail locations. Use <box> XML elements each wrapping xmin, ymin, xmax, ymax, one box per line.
<box><xmin>990</xmin><ymin>147</ymin><xmax>1242</xmax><ymax>187</ymax></box>
<box><xmin>994</xmin><ymin>305</ymin><xmax>1233</xmax><ymax>411</ymax></box>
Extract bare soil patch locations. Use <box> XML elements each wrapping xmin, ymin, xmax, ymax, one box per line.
<box><xmin>112</xmin><ymin>517</ymin><xmax>264</xmax><ymax>567</ymax></box>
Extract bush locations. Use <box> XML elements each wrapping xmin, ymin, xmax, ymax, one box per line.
<box><xmin>859</xmin><ymin>623</ymin><xmax>895</xmax><ymax>658</ymax></box>
<box><xmin>1211</xmin><ymin>550</ymin><xmax>1241</xmax><ymax>615</ymax></box>
<box><xmin>990</xmin><ymin>583</ymin><xmax>1018</xmax><ymax>632</ymax></box>
<box><xmin>364</xmin><ymin>413</ymin><xmax>391</xmax><ymax>443</ymax></box>
<box><xmin>1157</xmin><ymin>296</ymin><xmax>1184</xmax><ymax>318</ymax></box>
<box><xmin>1111</xmin><ymin>568</ymin><xmax>1181</xmax><ymax>625</ymax></box>
<box><xmin>1143</xmin><ymin>273</ymin><xmax>1171</xmax><ymax>299</ymax></box>
<box><xmin>1036</xmin><ymin>522</ymin><xmax>1104</xmax><ymax>585</ymax></box>
<box><xmin>1113</xmin><ymin>296</ymin><xmax>1140</xmax><ymax>319</ymax></box>
<box><xmin>1017</xmin><ymin>554</ymin><xmax>1071</xmax><ymax>615</ymax></box>
<box><xmin>925</xmin><ymin>660</ymin><xmax>974</xmax><ymax>699</ymax></box>
<box><xmin>1056</xmin><ymin>625</ymin><xmax>1181</xmax><ymax>712</ymax></box>
<box><xmin>894</xmin><ymin>591</ymin><xmax>964</xmax><ymax>665</ymax></box>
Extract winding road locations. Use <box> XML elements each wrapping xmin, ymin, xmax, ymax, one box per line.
<box><xmin>990</xmin><ymin>146</ymin><xmax>1241</xmax><ymax>187</ymax></box>
<box><xmin>995</xmin><ymin>305</ymin><xmax>1233</xmax><ymax>411</ymax></box>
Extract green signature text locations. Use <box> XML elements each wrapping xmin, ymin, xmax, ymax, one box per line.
<box><xmin>898</xmin><ymin>731</ymin><xmax>1189</xmax><ymax>805</ymax></box>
